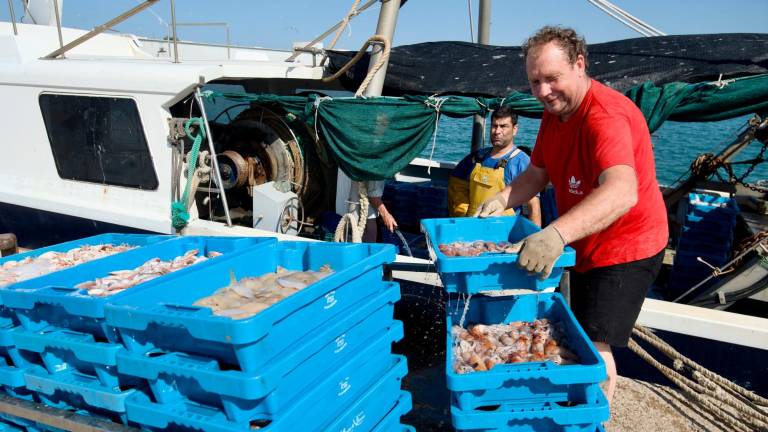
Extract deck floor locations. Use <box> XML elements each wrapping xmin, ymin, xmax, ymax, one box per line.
<box><xmin>609</xmin><ymin>376</ymin><xmax>728</xmax><ymax>431</ymax></box>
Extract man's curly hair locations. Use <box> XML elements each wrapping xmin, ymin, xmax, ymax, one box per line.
<box><xmin>522</xmin><ymin>26</ymin><xmax>588</xmax><ymax>69</ymax></box>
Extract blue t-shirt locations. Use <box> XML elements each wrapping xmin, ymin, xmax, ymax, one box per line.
<box><xmin>451</xmin><ymin>147</ymin><xmax>531</xmax><ymax>184</ymax></box>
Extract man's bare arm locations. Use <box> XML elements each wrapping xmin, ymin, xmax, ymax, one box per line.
<box><xmin>499</xmin><ymin>164</ymin><xmax>549</xmax><ymax>209</ymax></box>
<box><xmin>527</xmin><ymin>196</ymin><xmax>542</xmax><ymax>227</ymax></box>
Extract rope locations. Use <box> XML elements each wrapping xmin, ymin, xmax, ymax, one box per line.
<box><xmin>633</xmin><ymin>325</ymin><xmax>768</xmax><ymax>407</ymax></box>
<box><xmin>321</xmin><ymin>34</ymin><xmax>390</xmax><ymax>90</ymax></box>
<box><xmin>327</xmin><ymin>0</ymin><xmax>361</xmax><ymax>51</ymax></box>
<box><xmin>423</xmin><ymin>96</ymin><xmax>449</xmax><ymax>174</ymax></box>
<box><xmin>354</xmin><ymin>35</ymin><xmax>391</xmax><ymax>97</ymax></box>
<box><xmin>690</xmin><ymin>153</ymin><xmax>728</xmax><ymax>179</ymax></box>
<box><xmin>334</xmin><ymin>181</ymin><xmax>369</xmax><ymax>242</ymax></box>
<box><xmin>313</xmin><ymin>96</ymin><xmax>333</xmax><ymax>142</ymax></box>
<box><xmin>628</xmin><ymin>326</ymin><xmax>768</xmax><ymax>431</ymax></box>
<box><xmin>627</xmin><ymin>339</ymin><xmax>758</xmax><ymax>432</ymax></box>
<box><xmin>171</xmin><ymin>118</ymin><xmax>205</xmax><ymax>231</ymax></box>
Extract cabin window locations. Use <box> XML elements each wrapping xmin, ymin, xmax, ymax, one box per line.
<box><xmin>39</xmin><ymin>94</ymin><xmax>159</xmax><ymax>190</ymax></box>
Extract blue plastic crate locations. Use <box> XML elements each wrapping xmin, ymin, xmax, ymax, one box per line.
<box><xmin>0</xmin><ymin>414</ymin><xmax>65</xmax><ymax>432</ymax></box>
<box><xmin>1</xmin><ymin>236</ymin><xmax>275</xmax><ymax>341</ymax></box>
<box><xmin>0</xmin><ymin>416</ymin><xmax>26</xmax><ymax>432</ymax></box>
<box><xmin>0</xmin><ymin>234</ymin><xmax>171</xmax><ymax>289</ymax></box>
<box><xmin>0</xmin><ymin>234</ymin><xmax>169</xmax><ymax>329</ymax></box>
<box><xmin>674</xmin><ymin>249</ymin><xmax>729</xmax><ymax>268</ymax></box>
<box><xmin>421</xmin><ymin>216</ymin><xmax>575</xmax><ymax>293</ymax></box>
<box><xmin>125</xmin><ymin>352</ymin><xmax>408</xmax><ymax>431</ymax></box>
<box><xmin>106</xmin><ymin>242</ymin><xmax>395</xmax><ymax>373</ymax></box>
<box><xmin>11</xmin><ymin>328</ymin><xmax>139</xmax><ymax>390</ymax></box>
<box><xmin>680</xmin><ymin>224</ymin><xmax>732</xmax><ymax>245</ymax></box>
<box><xmin>368</xmin><ymin>392</ymin><xmax>413</xmax><ymax>432</ymax></box>
<box><xmin>124</xmin><ymin>321</ymin><xmax>401</xmax><ymax>424</ymax></box>
<box><xmin>688</xmin><ymin>193</ymin><xmax>738</xmax><ymax>214</ymax></box>
<box><xmin>23</xmin><ymin>366</ymin><xmax>142</xmax><ymax>425</ymax></box>
<box><xmin>677</xmin><ymin>235</ymin><xmax>732</xmax><ymax>254</ymax></box>
<box><xmin>683</xmin><ymin>215</ymin><xmax>735</xmax><ymax>239</ymax></box>
<box><xmin>447</xmin><ymin>293</ymin><xmax>605</xmax><ymax>410</ymax></box>
<box><xmin>326</xmin><ymin>388</ymin><xmax>409</xmax><ymax>432</ymax></box>
<box><xmin>451</xmin><ymin>391</ymin><xmax>609</xmax><ymax>431</ymax></box>
<box><xmin>0</xmin><ymin>357</ymin><xmax>34</xmax><ymax>402</ymax></box>
<box><xmin>115</xmin><ymin>285</ymin><xmax>401</xmax><ymax>417</ymax></box>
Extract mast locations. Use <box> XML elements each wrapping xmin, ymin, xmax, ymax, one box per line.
<box><xmin>362</xmin><ymin>0</ymin><xmax>402</xmax><ymax>97</ymax></box>
<box><xmin>470</xmin><ymin>0</ymin><xmax>491</xmax><ymax>153</ymax></box>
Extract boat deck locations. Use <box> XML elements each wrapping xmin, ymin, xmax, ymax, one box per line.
<box><xmin>610</xmin><ymin>376</ymin><xmax>728</xmax><ymax>431</ymax></box>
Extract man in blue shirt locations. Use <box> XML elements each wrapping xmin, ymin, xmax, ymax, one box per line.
<box><xmin>448</xmin><ymin>107</ymin><xmax>541</xmax><ymax>226</ymax></box>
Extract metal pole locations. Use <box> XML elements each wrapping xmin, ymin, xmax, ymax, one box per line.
<box><xmin>7</xmin><ymin>0</ymin><xmax>17</xmax><ymax>35</ymax></box>
<box><xmin>43</xmin><ymin>0</ymin><xmax>160</xmax><ymax>59</ymax></box>
<box><xmin>470</xmin><ymin>0</ymin><xmax>491</xmax><ymax>153</ymax></box>
<box><xmin>226</xmin><ymin>25</ymin><xmax>230</xmax><ymax>60</ymax></box>
<box><xmin>194</xmin><ymin>88</ymin><xmax>233</xmax><ymax>227</ymax></box>
<box><xmin>362</xmin><ymin>0</ymin><xmax>401</xmax><ymax>97</ymax></box>
<box><xmin>52</xmin><ymin>0</ymin><xmax>64</xmax><ymax>55</ymax></box>
<box><xmin>477</xmin><ymin>0</ymin><xmax>491</xmax><ymax>44</ymax></box>
<box><xmin>170</xmin><ymin>0</ymin><xmax>179</xmax><ymax>63</ymax></box>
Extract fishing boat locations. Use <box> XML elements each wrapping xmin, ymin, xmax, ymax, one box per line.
<box><xmin>0</xmin><ymin>0</ymin><xmax>766</xmax><ymax>430</ymax></box>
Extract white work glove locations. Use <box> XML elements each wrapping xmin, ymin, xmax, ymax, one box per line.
<box><xmin>516</xmin><ymin>225</ymin><xmax>566</xmax><ymax>280</ymax></box>
<box><xmin>473</xmin><ymin>194</ymin><xmax>508</xmax><ymax>218</ymax></box>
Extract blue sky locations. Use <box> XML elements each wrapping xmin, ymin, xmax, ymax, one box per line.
<box><xmin>4</xmin><ymin>0</ymin><xmax>767</xmax><ymax>49</ymax></box>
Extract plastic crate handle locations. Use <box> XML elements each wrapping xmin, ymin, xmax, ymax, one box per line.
<box><xmin>158</xmin><ymin>303</ymin><xmax>210</xmax><ymax>315</ymax></box>
<box><xmin>49</xmin><ymin>286</ymin><xmax>80</xmax><ymax>293</ymax></box>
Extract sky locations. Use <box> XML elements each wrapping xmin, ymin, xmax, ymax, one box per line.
<box><xmin>3</xmin><ymin>0</ymin><xmax>767</xmax><ymax>50</ymax></box>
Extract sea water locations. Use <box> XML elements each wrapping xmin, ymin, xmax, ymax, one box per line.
<box><xmin>422</xmin><ymin>115</ymin><xmax>767</xmax><ymax>186</ymax></box>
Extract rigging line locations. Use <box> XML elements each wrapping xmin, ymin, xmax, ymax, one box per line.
<box><xmin>467</xmin><ymin>0</ymin><xmax>474</xmax><ymax>43</ymax></box>
<box><xmin>593</xmin><ymin>0</ymin><xmax>666</xmax><ymax>36</ymax></box>
<box><xmin>585</xmin><ymin>0</ymin><xmax>654</xmax><ymax>37</ymax></box>
<box><xmin>134</xmin><ymin>0</ymin><xmax>168</xmax><ymax>29</ymax></box>
<box><xmin>20</xmin><ymin>0</ymin><xmax>37</xmax><ymax>24</ymax></box>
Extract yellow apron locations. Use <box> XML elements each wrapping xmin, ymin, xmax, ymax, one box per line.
<box><xmin>465</xmin><ymin>149</ymin><xmax>519</xmax><ymax>217</ymax></box>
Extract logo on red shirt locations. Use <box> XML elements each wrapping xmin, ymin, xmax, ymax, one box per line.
<box><xmin>568</xmin><ymin>176</ymin><xmax>583</xmax><ymax>195</ymax></box>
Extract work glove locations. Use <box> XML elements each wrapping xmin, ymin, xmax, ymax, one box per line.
<box><xmin>515</xmin><ymin>225</ymin><xmax>566</xmax><ymax>280</ymax></box>
<box><xmin>473</xmin><ymin>194</ymin><xmax>508</xmax><ymax>217</ymax></box>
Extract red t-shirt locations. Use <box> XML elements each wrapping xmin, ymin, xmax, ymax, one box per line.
<box><xmin>531</xmin><ymin>80</ymin><xmax>668</xmax><ymax>272</ymax></box>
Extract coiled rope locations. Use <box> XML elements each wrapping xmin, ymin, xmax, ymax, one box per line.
<box><xmin>690</xmin><ymin>153</ymin><xmax>728</xmax><ymax>179</ymax></box>
<box><xmin>334</xmin><ymin>181</ymin><xmax>369</xmax><ymax>243</ymax></box>
<box><xmin>628</xmin><ymin>325</ymin><xmax>768</xmax><ymax>431</ymax></box>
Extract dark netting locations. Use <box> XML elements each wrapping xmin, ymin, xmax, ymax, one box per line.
<box><xmin>328</xmin><ymin>33</ymin><xmax>768</xmax><ymax>96</ymax></box>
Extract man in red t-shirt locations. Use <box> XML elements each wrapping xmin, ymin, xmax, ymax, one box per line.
<box><xmin>475</xmin><ymin>26</ymin><xmax>668</xmax><ymax>404</ymax></box>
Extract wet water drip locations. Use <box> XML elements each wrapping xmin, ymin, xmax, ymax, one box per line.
<box><xmin>458</xmin><ymin>293</ymin><xmax>472</xmax><ymax>329</ymax></box>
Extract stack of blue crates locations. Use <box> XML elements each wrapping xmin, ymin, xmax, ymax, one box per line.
<box><xmin>0</xmin><ymin>234</ymin><xmax>170</xmax><ymax>409</ymax></box>
<box><xmin>0</xmin><ymin>236</ymin><xmax>414</xmax><ymax>431</ymax></box>
<box><xmin>416</xmin><ymin>181</ymin><xmax>449</xmax><ymax>222</ymax></box>
<box><xmin>668</xmin><ymin>193</ymin><xmax>738</xmax><ymax>294</ymax></box>
<box><xmin>422</xmin><ymin>216</ymin><xmax>610</xmax><ymax>431</ymax></box>
<box><xmin>383</xmin><ymin>182</ymin><xmax>420</xmax><ymax>230</ymax></box>
<box><xmin>384</xmin><ymin>181</ymin><xmax>449</xmax><ymax>230</ymax></box>
<box><xmin>0</xmin><ymin>235</ymin><xmax>275</xmax><ymax>426</ymax></box>
<box><xmin>105</xmin><ymin>241</ymin><xmax>411</xmax><ymax>431</ymax></box>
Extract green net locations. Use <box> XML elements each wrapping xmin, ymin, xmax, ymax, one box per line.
<box><xmin>205</xmin><ymin>74</ymin><xmax>768</xmax><ymax>181</ymax></box>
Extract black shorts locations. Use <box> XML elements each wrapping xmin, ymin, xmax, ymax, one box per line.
<box><xmin>569</xmin><ymin>250</ymin><xmax>664</xmax><ymax>347</ymax></box>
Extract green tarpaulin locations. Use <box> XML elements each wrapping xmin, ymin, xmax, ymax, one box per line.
<box><xmin>206</xmin><ymin>74</ymin><xmax>768</xmax><ymax>181</ymax></box>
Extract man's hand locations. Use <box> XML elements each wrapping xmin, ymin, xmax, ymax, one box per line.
<box><xmin>516</xmin><ymin>225</ymin><xmax>566</xmax><ymax>280</ymax></box>
<box><xmin>381</xmin><ymin>212</ymin><xmax>398</xmax><ymax>233</ymax></box>
<box><xmin>473</xmin><ymin>194</ymin><xmax>508</xmax><ymax>218</ymax></box>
